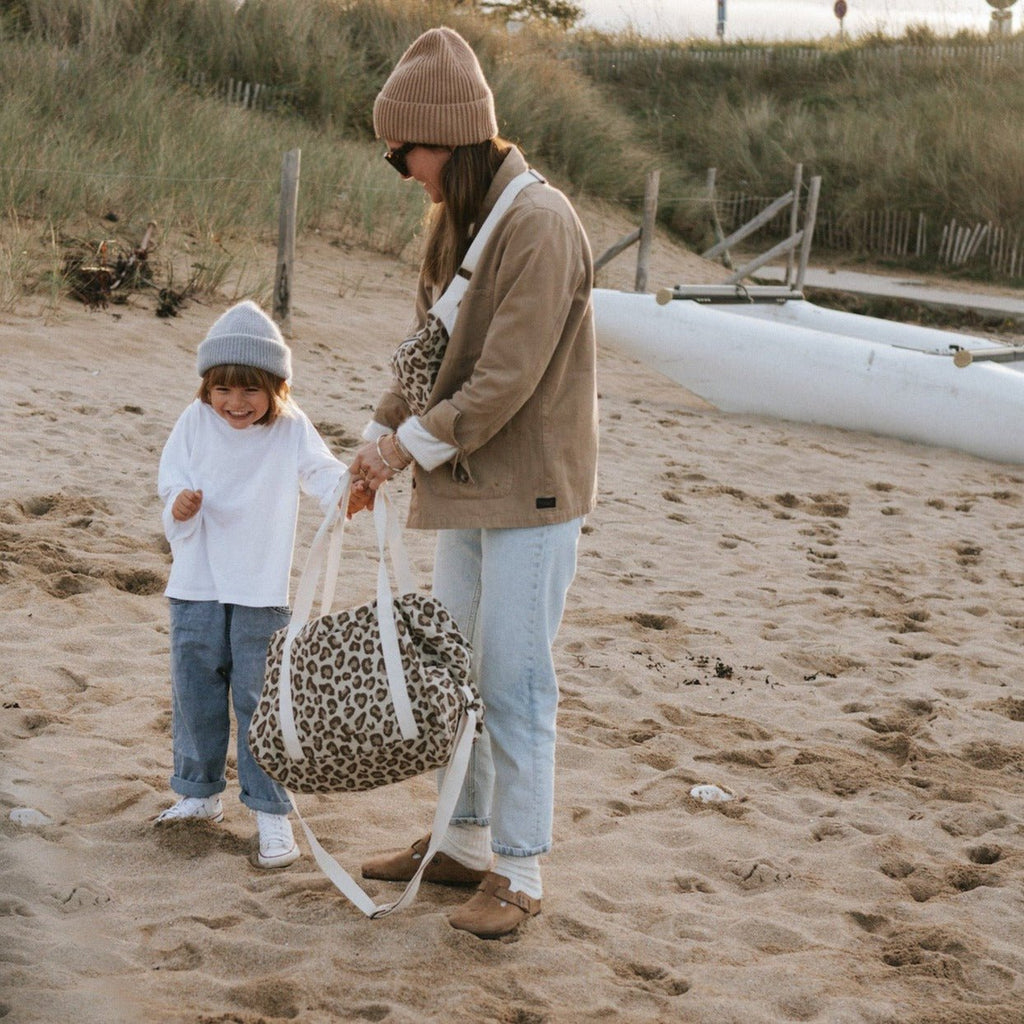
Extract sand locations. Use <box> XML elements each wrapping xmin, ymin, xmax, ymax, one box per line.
<box><xmin>2</xmin><ymin>206</ymin><xmax>1023</xmax><ymax>1024</ymax></box>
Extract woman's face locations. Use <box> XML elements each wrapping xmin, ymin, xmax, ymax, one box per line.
<box><xmin>387</xmin><ymin>141</ymin><xmax>450</xmax><ymax>204</ymax></box>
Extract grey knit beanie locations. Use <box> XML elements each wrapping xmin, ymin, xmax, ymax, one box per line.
<box><xmin>196</xmin><ymin>300</ymin><xmax>292</xmax><ymax>381</ymax></box>
<box><xmin>373</xmin><ymin>27</ymin><xmax>498</xmax><ymax>147</ymax></box>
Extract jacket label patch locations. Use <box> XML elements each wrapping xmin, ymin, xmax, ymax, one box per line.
<box><xmin>536</xmin><ymin>496</ymin><xmax>556</xmax><ymax>509</ymax></box>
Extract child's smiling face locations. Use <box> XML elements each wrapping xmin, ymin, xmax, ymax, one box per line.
<box><xmin>209</xmin><ymin>384</ymin><xmax>270</xmax><ymax>429</ymax></box>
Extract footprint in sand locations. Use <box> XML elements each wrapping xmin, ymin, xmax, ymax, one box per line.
<box><xmin>954</xmin><ymin>541</ymin><xmax>982</xmax><ymax>565</ymax></box>
<box><xmin>150</xmin><ymin>941</ymin><xmax>203</xmax><ymax>972</ymax></box>
<box><xmin>615</xmin><ymin>960</ymin><xmax>690</xmax><ymax>997</ymax></box>
<box><xmin>727</xmin><ymin>858</ymin><xmax>793</xmax><ymax>890</ymax></box>
<box><xmin>807</xmin><ymin>493</ymin><xmax>850</xmax><ymax>518</ymax></box>
<box><xmin>879</xmin><ymin>923</ymin><xmax>988</xmax><ymax>984</ymax></box>
<box><xmin>2</xmin><ymin>495</ymin><xmax>166</xmax><ymax>597</ymax></box>
<box><xmin>959</xmin><ymin>739</ymin><xmax>1023</xmax><ymax>771</ymax></box>
<box><xmin>226</xmin><ymin>978</ymin><xmax>304</xmax><ymax>1019</ymax></box>
<box><xmin>626</xmin><ymin>611</ymin><xmax>676</xmax><ymax>631</ymax></box>
<box><xmin>965</xmin><ymin>844</ymin><xmax>1004</xmax><ymax>865</ymax></box>
<box><xmin>982</xmin><ymin>697</ymin><xmax>1024</xmax><ymax>722</ymax></box>
<box><xmin>50</xmin><ymin>883</ymin><xmax>113</xmax><ymax>910</ymax></box>
<box><xmin>548</xmin><ymin>911</ymin><xmax>604</xmax><ymax>942</ymax></box>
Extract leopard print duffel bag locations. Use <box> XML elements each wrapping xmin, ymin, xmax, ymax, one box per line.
<box><xmin>251</xmin><ymin>588</ymin><xmax>477</xmax><ymax>794</ymax></box>
<box><xmin>249</xmin><ymin>476</ymin><xmax>481</xmax><ymax>796</ymax></box>
<box><xmin>248</xmin><ymin>476</ymin><xmax>483</xmax><ymax>917</ymax></box>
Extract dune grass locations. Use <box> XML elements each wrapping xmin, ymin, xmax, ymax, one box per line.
<box><xmin>0</xmin><ymin>0</ymin><xmax>684</xmax><ymax>310</ymax></box>
<box><xmin>1</xmin><ymin>0</ymin><xmax>1021</xmax><ymax>310</ymax></box>
<box><xmin>576</xmin><ymin>29</ymin><xmax>1024</xmax><ymax>240</ymax></box>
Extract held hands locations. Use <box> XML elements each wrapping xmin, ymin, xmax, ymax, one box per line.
<box><xmin>345</xmin><ymin>481</ymin><xmax>375</xmax><ymax>518</ymax></box>
<box><xmin>172</xmin><ymin>489</ymin><xmax>203</xmax><ymax>521</ymax></box>
<box><xmin>346</xmin><ymin>434</ymin><xmax>413</xmax><ymax>517</ymax></box>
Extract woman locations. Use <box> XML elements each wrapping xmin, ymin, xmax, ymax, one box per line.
<box><xmin>349</xmin><ymin>26</ymin><xmax>598</xmax><ymax>939</ymax></box>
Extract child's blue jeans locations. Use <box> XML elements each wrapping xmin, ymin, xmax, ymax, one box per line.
<box><xmin>167</xmin><ymin>599</ymin><xmax>292</xmax><ymax>815</ymax></box>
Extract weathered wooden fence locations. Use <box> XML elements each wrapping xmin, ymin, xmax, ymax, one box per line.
<box><xmin>573</xmin><ymin>38</ymin><xmax>1024</xmax><ymax>77</ymax></box>
<box><xmin>716</xmin><ymin>194</ymin><xmax>1024</xmax><ymax>278</ymax></box>
<box><xmin>596</xmin><ymin>165</ymin><xmax>821</xmax><ymax>292</ymax></box>
<box><xmin>193</xmin><ymin>69</ymin><xmax>1024</xmax><ymax>282</ymax></box>
<box><xmin>187</xmin><ymin>72</ymin><xmax>297</xmax><ymax>111</ymax></box>
<box><xmin>704</xmin><ymin>166</ymin><xmax>821</xmax><ymax>288</ymax></box>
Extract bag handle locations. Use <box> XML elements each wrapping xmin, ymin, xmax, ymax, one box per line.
<box><xmin>275</xmin><ymin>476</ymin><xmax>480</xmax><ymax>917</ymax></box>
<box><xmin>277</xmin><ymin>475</ymin><xmax>419</xmax><ymax>762</ymax></box>
<box><xmin>287</xmin><ymin>702</ymin><xmax>478</xmax><ymax>918</ymax></box>
<box><xmin>272</xmin><ymin>479</ymin><xmax>479</xmax><ymax>921</ymax></box>
<box><xmin>431</xmin><ymin>169</ymin><xmax>544</xmax><ymax>334</ymax></box>
<box><xmin>372</xmin><ymin>486</ymin><xmax>418</xmax><ymax>741</ymax></box>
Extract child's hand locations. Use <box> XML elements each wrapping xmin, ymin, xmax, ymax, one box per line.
<box><xmin>172</xmin><ymin>489</ymin><xmax>203</xmax><ymax>521</ymax></box>
<box><xmin>345</xmin><ymin>480</ymin><xmax>375</xmax><ymax>518</ymax></box>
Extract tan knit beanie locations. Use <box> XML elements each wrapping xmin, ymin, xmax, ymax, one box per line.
<box><xmin>373</xmin><ymin>27</ymin><xmax>498</xmax><ymax>147</ymax></box>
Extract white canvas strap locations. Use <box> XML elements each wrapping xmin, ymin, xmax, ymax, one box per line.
<box><xmin>287</xmin><ymin>701</ymin><xmax>478</xmax><ymax>918</ymax></box>
<box><xmin>430</xmin><ymin>169</ymin><xmax>544</xmax><ymax>334</ymax></box>
<box><xmin>272</xmin><ymin>478</ymin><xmax>479</xmax><ymax>916</ymax></box>
<box><xmin>276</xmin><ymin>472</ymin><xmax>350</xmax><ymax>761</ymax></box>
<box><xmin>372</xmin><ymin>489</ymin><xmax>417</xmax><ymax>740</ymax></box>
<box><xmin>278</xmin><ymin>475</ymin><xmax>418</xmax><ymax>761</ymax></box>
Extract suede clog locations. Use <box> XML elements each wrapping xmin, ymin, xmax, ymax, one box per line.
<box><xmin>360</xmin><ymin>835</ymin><xmax>488</xmax><ymax>887</ymax></box>
<box><xmin>448</xmin><ymin>871</ymin><xmax>541</xmax><ymax>939</ymax></box>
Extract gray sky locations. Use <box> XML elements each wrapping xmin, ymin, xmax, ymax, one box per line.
<box><xmin>577</xmin><ymin>0</ymin><xmax>1011</xmax><ymax>41</ymax></box>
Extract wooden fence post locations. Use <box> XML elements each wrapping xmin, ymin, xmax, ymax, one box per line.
<box><xmin>794</xmin><ymin>175</ymin><xmax>821</xmax><ymax>292</ymax></box>
<box><xmin>704</xmin><ymin>190</ymin><xmax>795</xmax><ymax>260</ymax></box>
<box><xmin>785</xmin><ymin>163</ymin><xmax>803</xmax><ymax>285</ymax></box>
<box><xmin>706</xmin><ymin>167</ymin><xmax>733</xmax><ymax>269</ymax></box>
<box><xmin>593</xmin><ymin>229</ymin><xmax>640</xmax><ymax>272</ymax></box>
<box><xmin>635</xmin><ymin>169</ymin><xmax>660</xmax><ymax>293</ymax></box>
<box><xmin>274</xmin><ymin>148</ymin><xmax>301</xmax><ymax>333</ymax></box>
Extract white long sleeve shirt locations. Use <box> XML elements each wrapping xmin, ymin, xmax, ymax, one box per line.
<box><xmin>158</xmin><ymin>399</ymin><xmax>345</xmax><ymax>607</ymax></box>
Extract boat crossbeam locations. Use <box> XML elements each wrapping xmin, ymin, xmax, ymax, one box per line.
<box><xmin>655</xmin><ymin>284</ymin><xmax>804</xmax><ymax>306</ymax></box>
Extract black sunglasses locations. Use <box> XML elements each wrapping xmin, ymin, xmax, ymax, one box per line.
<box><xmin>384</xmin><ymin>141</ymin><xmax>420</xmax><ymax>178</ymax></box>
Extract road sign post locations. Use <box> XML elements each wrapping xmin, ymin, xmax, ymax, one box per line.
<box><xmin>834</xmin><ymin>0</ymin><xmax>847</xmax><ymax>39</ymax></box>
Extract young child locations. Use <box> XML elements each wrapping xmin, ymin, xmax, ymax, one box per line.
<box><xmin>155</xmin><ymin>300</ymin><xmax>353</xmax><ymax>868</ymax></box>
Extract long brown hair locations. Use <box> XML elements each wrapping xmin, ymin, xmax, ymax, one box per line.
<box><xmin>421</xmin><ymin>137</ymin><xmax>516</xmax><ymax>289</ymax></box>
<box><xmin>197</xmin><ymin>364</ymin><xmax>291</xmax><ymax>425</ymax></box>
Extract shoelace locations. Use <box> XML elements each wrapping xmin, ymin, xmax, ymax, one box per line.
<box><xmin>163</xmin><ymin>797</ymin><xmax>211</xmax><ymax>818</ymax></box>
<box><xmin>258</xmin><ymin>814</ymin><xmax>293</xmax><ymax>849</ymax></box>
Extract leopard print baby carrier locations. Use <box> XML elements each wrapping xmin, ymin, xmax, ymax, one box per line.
<box><xmin>391</xmin><ymin>169</ymin><xmax>544</xmax><ymax>416</ymax></box>
<box><xmin>249</xmin><ymin>474</ymin><xmax>482</xmax><ymax>917</ymax></box>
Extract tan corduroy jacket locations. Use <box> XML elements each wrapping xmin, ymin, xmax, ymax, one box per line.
<box><xmin>373</xmin><ymin>148</ymin><xmax>599</xmax><ymax>530</ymax></box>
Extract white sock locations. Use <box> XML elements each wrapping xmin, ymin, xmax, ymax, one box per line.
<box><xmin>494</xmin><ymin>853</ymin><xmax>542</xmax><ymax>900</ymax></box>
<box><xmin>438</xmin><ymin>824</ymin><xmax>493</xmax><ymax>871</ymax></box>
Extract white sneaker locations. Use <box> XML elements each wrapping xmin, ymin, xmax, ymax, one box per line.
<box><xmin>255</xmin><ymin>811</ymin><xmax>300</xmax><ymax>869</ymax></box>
<box><xmin>154</xmin><ymin>795</ymin><xmax>224</xmax><ymax>824</ymax></box>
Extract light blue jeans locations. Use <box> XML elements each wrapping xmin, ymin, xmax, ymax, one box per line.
<box><xmin>433</xmin><ymin>518</ymin><xmax>582</xmax><ymax>858</ymax></box>
<box><xmin>167</xmin><ymin>600</ymin><xmax>292</xmax><ymax>815</ymax></box>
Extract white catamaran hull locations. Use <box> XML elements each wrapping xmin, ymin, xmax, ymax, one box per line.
<box><xmin>713</xmin><ymin>297</ymin><xmax>1020</xmax><ymax>364</ymax></box>
<box><xmin>592</xmin><ymin>288</ymin><xmax>1024</xmax><ymax>465</ymax></box>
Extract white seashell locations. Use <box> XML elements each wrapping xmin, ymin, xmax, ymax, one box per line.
<box><xmin>689</xmin><ymin>784</ymin><xmax>734</xmax><ymax>803</ymax></box>
<box><xmin>9</xmin><ymin>807</ymin><xmax>53</xmax><ymax>827</ymax></box>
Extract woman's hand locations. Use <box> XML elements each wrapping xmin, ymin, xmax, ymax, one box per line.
<box><xmin>346</xmin><ymin>435</ymin><xmax>412</xmax><ymax>516</ymax></box>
